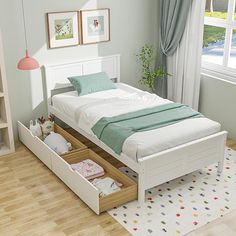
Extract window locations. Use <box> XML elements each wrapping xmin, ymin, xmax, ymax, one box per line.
<box><xmin>202</xmin><ymin>0</ymin><xmax>236</xmax><ymax>75</ymax></box>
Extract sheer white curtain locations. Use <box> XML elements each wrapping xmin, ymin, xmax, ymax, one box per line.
<box><xmin>167</xmin><ymin>0</ymin><xmax>206</xmax><ymax>110</ymax></box>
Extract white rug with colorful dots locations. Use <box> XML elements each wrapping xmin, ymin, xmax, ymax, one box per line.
<box><xmin>108</xmin><ymin>148</ymin><xmax>236</xmax><ymax>236</ymax></box>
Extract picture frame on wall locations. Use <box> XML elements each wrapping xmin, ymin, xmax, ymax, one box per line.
<box><xmin>80</xmin><ymin>8</ymin><xmax>110</xmax><ymax>45</ymax></box>
<box><xmin>47</xmin><ymin>11</ymin><xmax>79</xmax><ymax>48</ymax></box>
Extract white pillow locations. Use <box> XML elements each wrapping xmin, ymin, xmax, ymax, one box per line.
<box><xmin>44</xmin><ymin>132</ymin><xmax>72</xmax><ymax>155</ymax></box>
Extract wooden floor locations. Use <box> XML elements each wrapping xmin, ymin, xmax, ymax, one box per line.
<box><xmin>0</xmin><ymin>134</ymin><xmax>236</xmax><ymax>236</ymax></box>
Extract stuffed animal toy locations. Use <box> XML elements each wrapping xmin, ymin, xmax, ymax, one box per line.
<box><xmin>44</xmin><ymin>132</ymin><xmax>72</xmax><ymax>155</ymax></box>
<box><xmin>29</xmin><ymin>119</ymin><xmax>42</xmax><ymax>137</ymax></box>
<box><xmin>38</xmin><ymin>115</ymin><xmax>54</xmax><ymax>139</ymax></box>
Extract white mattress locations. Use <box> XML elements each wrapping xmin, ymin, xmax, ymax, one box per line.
<box><xmin>52</xmin><ymin>83</ymin><xmax>221</xmax><ymax>161</ymax></box>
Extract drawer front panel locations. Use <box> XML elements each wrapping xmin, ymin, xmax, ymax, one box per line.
<box><xmin>18</xmin><ymin>121</ymin><xmax>52</xmax><ymax>169</ymax></box>
<box><xmin>51</xmin><ymin>154</ymin><xmax>100</xmax><ymax>214</ymax></box>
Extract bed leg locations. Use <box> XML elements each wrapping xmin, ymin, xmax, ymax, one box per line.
<box><xmin>217</xmin><ymin>134</ymin><xmax>227</xmax><ymax>175</ymax></box>
<box><xmin>138</xmin><ymin>187</ymin><xmax>145</xmax><ymax>205</ymax></box>
<box><xmin>217</xmin><ymin>160</ymin><xmax>224</xmax><ymax>175</ymax></box>
<box><xmin>138</xmin><ymin>168</ymin><xmax>145</xmax><ymax>205</ymax></box>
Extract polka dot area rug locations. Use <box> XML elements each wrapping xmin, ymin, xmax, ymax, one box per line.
<box><xmin>108</xmin><ymin>148</ymin><xmax>236</xmax><ymax>236</ymax></box>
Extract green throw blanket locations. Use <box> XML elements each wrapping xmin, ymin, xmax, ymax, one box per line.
<box><xmin>91</xmin><ymin>103</ymin><xmax>203</xmax><ymax>155</ymax></box>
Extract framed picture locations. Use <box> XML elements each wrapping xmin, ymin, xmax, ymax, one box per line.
<box><xmin>47</xmin><ymin>11</ymin><xmax>79</xmax><ymax>48</ymax></box>
<box><xmin>80</xmin><ymin>8</ymin><xmax>110</xmax><ymax>45</ymax></box>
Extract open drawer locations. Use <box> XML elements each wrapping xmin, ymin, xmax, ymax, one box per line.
<box><xmin>52</xmin><ymin>149</ymin><xmax>137</xmax><ymax>214</ymax></box>
<box><xmin>18</xmin><ymin>121</ymin><xmax>87</xmax><ymax>169</ymax></box>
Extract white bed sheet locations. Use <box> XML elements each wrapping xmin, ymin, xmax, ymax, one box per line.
<box><xmin>52</xmin><ymin>83</ymin><xmax>221</xmax><ymax>161</ymax></box>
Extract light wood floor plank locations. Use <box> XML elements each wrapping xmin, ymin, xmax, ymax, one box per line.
<box><xmin>0</xmin><ymin>143</ymin><xmax>130</xmax><ymax>236</ymax></box>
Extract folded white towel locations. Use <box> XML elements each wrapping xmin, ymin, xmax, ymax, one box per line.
<box><xmin>91</xmin><ymin>177</ymin><xmax>122</xmax><ymax>197</ymax></box>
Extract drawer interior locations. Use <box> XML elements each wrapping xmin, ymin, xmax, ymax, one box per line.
<box><xmin>62</xmin><ymin>149</ymin><xmax>137</xmax><ymax>213</ymax></box>
<box><xmin>63</xmin><ymin>149</ymin><xmax>136</xmax><ymax>188</ymax></box>
<box><xmin>54</xmin><ymin>124</ymin><xmax>87</xmax><ymax>155</ymax></box>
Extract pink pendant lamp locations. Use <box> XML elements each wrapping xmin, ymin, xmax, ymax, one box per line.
<box><xmin>17</xmin><ymin>0</ymin><xmax>39</xmax><ymax>70</ymax></box>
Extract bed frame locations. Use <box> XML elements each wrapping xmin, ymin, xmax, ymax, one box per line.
<box><xmin>44</xmin><ymin>55</ymin><xmax>227</xmax><ymax>204</ymax></box>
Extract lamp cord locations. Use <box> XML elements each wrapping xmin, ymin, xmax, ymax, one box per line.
<box><xmin>21</xmin><ymin>0</ymin><xmax>28</xmax><ymax>49</ymax></box>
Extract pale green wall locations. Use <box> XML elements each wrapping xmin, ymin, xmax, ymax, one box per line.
<box><xmin>199</xmin><ymin>75</ymin><xmax>236</xmax><ymax>140</ymax></box>
<box><xmin>0</xmin><ymin>0</ymin><xmax>158</xmax><ymax>139</ymax></box>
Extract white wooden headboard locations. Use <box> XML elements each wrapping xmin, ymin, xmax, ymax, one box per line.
<box><xmin>44</xmin><ymin>54</ymin><xmax>120</xmax><ymax>108</ymax></box>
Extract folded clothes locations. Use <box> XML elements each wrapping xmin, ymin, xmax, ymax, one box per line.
<box><xmin>91</xmin><ymin>177</ymin><xmax>122</xmax><ymax>197</ymax></box>
<box><xmin>71</xmin><ymin>159</ymin><xmax>104</xmax><ymax>180</ymax></box>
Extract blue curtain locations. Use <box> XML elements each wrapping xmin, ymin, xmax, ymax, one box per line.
<box><xmin>156</xmin><ymin>0</ymin><xmax>192</xmax><ymax>98</ymax></box>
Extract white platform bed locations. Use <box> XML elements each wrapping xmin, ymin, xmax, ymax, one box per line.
<box><xmin>44</xmin><ymin>54</ymin><xmax>227</xmax><ymax>204</ymax></box>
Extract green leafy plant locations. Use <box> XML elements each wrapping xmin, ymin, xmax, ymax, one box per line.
<box><xmin>136</xmin><ymin>44</ymin><xmax>167</xmax><ymax>92</ymax></box>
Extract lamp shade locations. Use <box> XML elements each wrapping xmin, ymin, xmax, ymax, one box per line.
<box><xmin>17</xmin><ymin>50</ymin><xmax>39</xmax><ymax>70</ymax></box>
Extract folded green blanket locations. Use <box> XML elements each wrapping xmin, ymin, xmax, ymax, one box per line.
<box><xmin>92</xmin><ymin>103</ymin><xmax>203</xmax><ymax>155</ymax></box>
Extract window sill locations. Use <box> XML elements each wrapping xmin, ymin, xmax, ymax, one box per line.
<box><xmin>201</xmin><ymin>62</ymin><xmax>236</xmax><ymax>85</ymax></box>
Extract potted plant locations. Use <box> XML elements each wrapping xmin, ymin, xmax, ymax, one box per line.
<box><xmin>136</xmin><ymin>44</ymin><xmax>167</xmax><ymax>92</ymax></box>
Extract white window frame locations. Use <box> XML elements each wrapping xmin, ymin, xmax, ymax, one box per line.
<box><xmin>202</xmin><ymin>0</ymin><xmax>236</xmax><ymax>80</ymax></box>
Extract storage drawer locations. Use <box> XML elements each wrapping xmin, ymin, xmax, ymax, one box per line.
<box><xmin>52</xmin><ymin>149</ymin><xmax>137</xmax><ymax>214</ymax></box>
<box><xmin>17</xmin><ymin>121</ymin><xmax>87</xmax><ymax>169</ymax></box>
